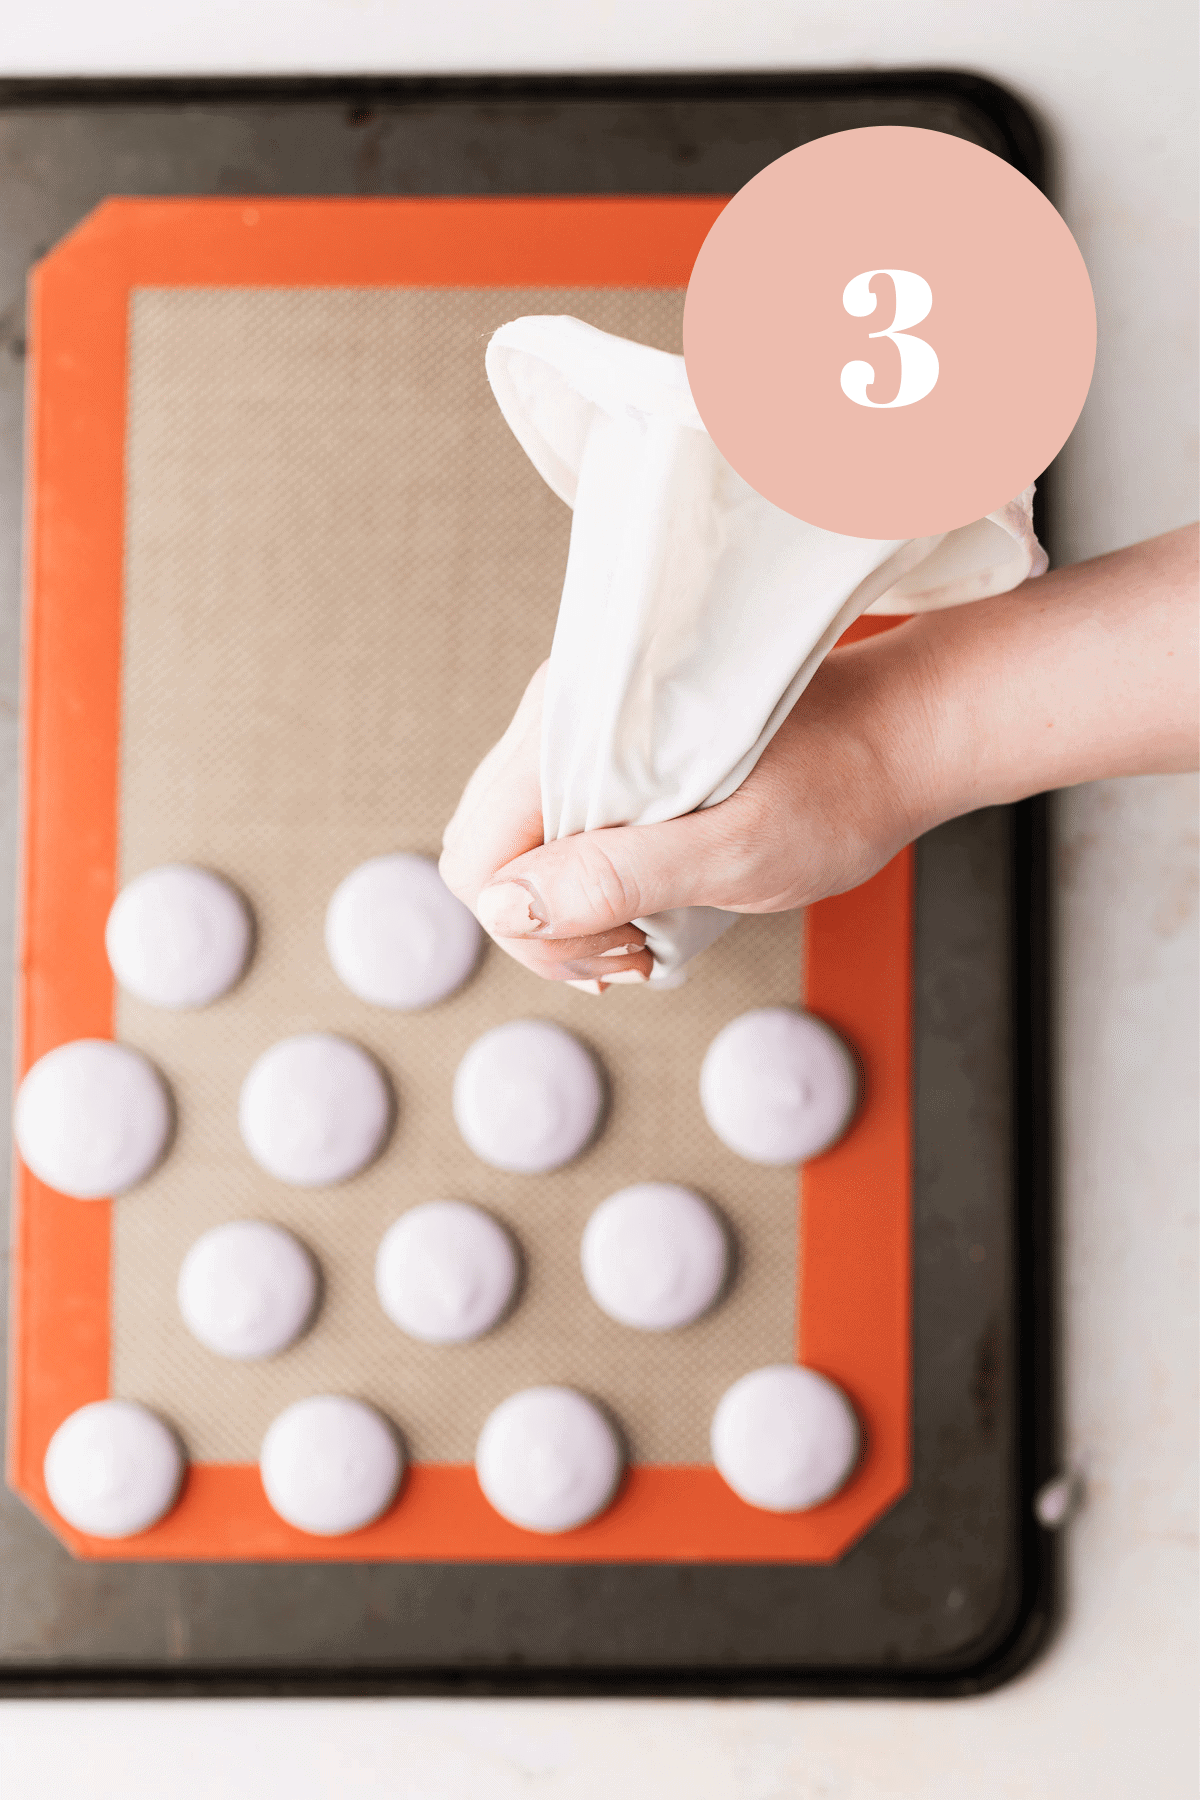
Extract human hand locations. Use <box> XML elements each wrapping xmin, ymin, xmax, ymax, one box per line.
<box><xmin>439</xmin><ymin>624</ymin><xmax>940</xmax><ymax>989</ymax></box>
<box><xmin>440</xmin><ymin>527</ymin><xmax>1198</xmax><ymax>991</ymax></box>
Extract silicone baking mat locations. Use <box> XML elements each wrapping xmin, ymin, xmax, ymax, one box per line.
<box><xmin>0</xmin><ymin>74</ymin><xmax>1054</xmax><ymax>1692</ymax></box>
<box><xmin>13</xmin><ymin>199</ymin><xmax>911</xmax><ymax>1565</ymax></box>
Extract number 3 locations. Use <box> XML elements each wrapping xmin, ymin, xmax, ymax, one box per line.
<box><xmin>840</xmin><ymin>269</ymin><xmax>939</xmax><ymax>409</ymax></box>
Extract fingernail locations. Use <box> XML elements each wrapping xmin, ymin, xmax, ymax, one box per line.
<box><xmin>599</xmin><ymin>942</ymin><xmax>643</xmax><ymax>958</ymax></box>
<box><xmin>601</xmin><ymin>968</ymin><xmax>650</xmax><ymax>985</ymax></box>
<box><xmin>567</xmin><ymin>978</ymin><xmax>607</xmax><ymax>995</ymax></box>
<box><xmin>477</xmin><ymin>880</ymin><xmax>547</xmax><ymax>939</ymax></box>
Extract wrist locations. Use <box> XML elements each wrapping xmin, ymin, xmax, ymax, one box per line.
<box><xmin>852</xmin><ymin>621</ymin><xmax>961</xmax><ymax>848</ymax></box>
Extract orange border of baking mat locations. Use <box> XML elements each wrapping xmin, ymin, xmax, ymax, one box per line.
<box><xmin>11</xmin><ymin>198</ymin><xmax>911</xmax><ymax>1562</ymax></box>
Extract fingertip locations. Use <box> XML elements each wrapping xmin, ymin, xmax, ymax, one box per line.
<box><xmin>490</xmin><ymin>833</ymin><xmax>637</xmax><ymax>941</ymax></box>
<box><xmin>476</xmin><ymin>879</ymin><xmax>548</xmax><ymax>941</ymax></box>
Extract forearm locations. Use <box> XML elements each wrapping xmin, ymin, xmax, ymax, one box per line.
<box><xmin>443</xmin><ymin>526</ymin><xmax>1197</xmax><ymax>985</ymax></box>
<box><xmin>897</xmin><ymin>524</ymin><xmax>1198</xmax><ymax>832</ymax></box>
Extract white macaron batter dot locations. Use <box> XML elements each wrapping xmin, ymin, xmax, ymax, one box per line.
<box><xmin>238</xmin><ymin>1034</ymin><xmax>391</xmax><ymax>1187</ymax></box>
<box><xmin>259</xmin><ymin>1395</ymin><xmax>404</xmax><ymax>1536</ymax></box>
<box><xmin>105</xmin><ymin>864</ymin><xmax>253</xmax><ymax>1008</ymax></box>
<box><xmin>375</xmin><ymin>1201</ymin><xmax>517</xmax><ymax>1344</ymax></box>
<box><xmin>700</xmin><ymin>1007</ymin><xmax>858</xmax><ymax>1165</ymax></box>
<box><xmin>710</xmin><ymin>1365</ymin><xmax>860</xmax><ymax>1512</ymax></box>
<box><xmin>581</xmin><ymin>1182</ymin><xmax>728</xmax><ymax>1331</ymax></box>
<box><xmin>453</xmin><ymin>1020</ymin><xmax>604</xmax><ymax>1174</ymax></box>
<box><xmin>14</xmin><ymin>1039</ymin><xmax>172</xmax><ymax>1199</ymax></box>
<box><xmin>178</xmin><ymin>1220</ymin><xmax>319</xmax><ymax>1360</ymax></box>
<box><xmin>326</xmin><ymin>852</ymin><xmax>482</xmax><ymax>1010</ymax></box>
<box><xmin>44</xmin><ymin>1400</ymin><xmax>185</xmax><ymax>1538</ymax></box>
<box><xmin>475</xmin><ymin>1386</ymin><xmax>623</xmax><ymax>1534</ymax></box>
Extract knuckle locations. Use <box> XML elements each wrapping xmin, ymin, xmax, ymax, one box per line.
<box><xmin>493</xmin><ymin>941</ymin><xmax>557</xmax><ymax>983</ymax></box>
<box><xmin>519</xmin><ymin>937</ymin><xmax>606</xmax><ymax>978</ymax></box>
<box><xmin>526</xmin><ymin>939</ymin><xmax>588</xmax><ymax>969</ymax></box>
<box><xmin>520</xmin><ymin>952</ymin><xmax>582</xmax><ymax>986</ymax></box>
<box><xmin>566</xmin><ymin>836</ymin><xmax>642</xmax><ymax>928</ymax></box>
<box><xmin>437</xmin><ymin>842</ymin><xmax>471</xmax><ymax>902</ymax></box>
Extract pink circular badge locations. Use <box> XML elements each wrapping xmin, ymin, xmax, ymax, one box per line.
<box><xmin>683</xmin><ymin>127</ymin><xmax>1096</xmax><ymax>539</ymax></box>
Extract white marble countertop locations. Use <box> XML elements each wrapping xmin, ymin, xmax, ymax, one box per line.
<box><xmin>0</xmin><ymin>4</ymin><xmax>1196</xmax><ymax>1794</ymax></box>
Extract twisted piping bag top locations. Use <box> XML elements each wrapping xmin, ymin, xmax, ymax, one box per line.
<box><xmin>485</xmin><ymin>316</ymin><xmax>1047</xmax><ymax>981</ymax></box>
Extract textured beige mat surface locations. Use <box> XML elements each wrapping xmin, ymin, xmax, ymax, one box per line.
<box><xmin>112</xmin><ymin>287</ymin><xmax>802</xmax><ymax>1464</ymax></box>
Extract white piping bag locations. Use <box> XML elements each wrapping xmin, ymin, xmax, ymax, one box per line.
<box><xmin>486</xmin><ymin>316</ymin><xmax>1047</xmax><ymax>981</ymax></box>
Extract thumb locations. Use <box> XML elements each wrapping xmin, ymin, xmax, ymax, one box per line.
<box><xmin>475</xmin><ymin>808</ymin><xmax>730</xmax><ymax>942</ymax></box>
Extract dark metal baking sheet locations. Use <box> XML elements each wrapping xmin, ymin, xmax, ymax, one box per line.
<box><xmin>0</xmin><ymin>72</ymin><xmax>1056</xmax><ymax>1695</ymax></box>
